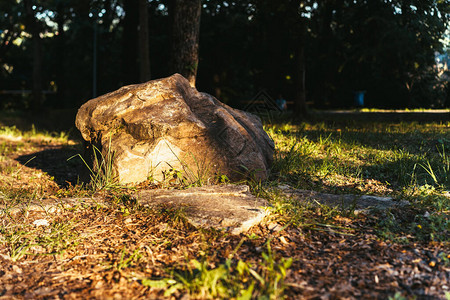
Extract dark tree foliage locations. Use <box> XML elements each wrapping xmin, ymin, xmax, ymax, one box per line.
<box><xmin>307</xmin><ymin>0</ymin><xmax>450</xmax><ymax>108</ymax></box>
<box><xmin>121</xmin><ymin>0</ymin><xmax>139</xmax><ymax>85</ymax></box>
<box><xmin>138</xmin><ymin>0</ymin><xmax>151</xmax><ymax>82</ymax></box>
<box><xmin>0</xmin><ymin>0</ymin><xmax>448</xmax><ymax>111</ymax></box>
<box><xmin>24</xmin><ymin>0</ymin><xmax>44</xmax><ymax>110</ymax></box>
<box><xmin>197</xmin><ymin>0</ymin><xmax>258</xmax><ymax>104</ymax></box>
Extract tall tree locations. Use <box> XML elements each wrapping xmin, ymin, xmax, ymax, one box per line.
<box><xmin>290</xmin><ymin>1</ymin><xmax>309</xmax><ymax>117</ymax></box>
<box><xmin>53</xmin><ymin>0</ymin><xmax>68</xmax><ymax>106</ymax></box>
<box><xmin>169</xmin><ymin>0</ymin><xmax>202</xmax><ymax>86</ymax></box>
<box><xmin>138</xmin><ymin>0</ymin><xmax>151</xmax><ymax>82</ymax></box>
<box><xmin>23</xmin><ymin>0</ymin><xmax>43</xmax><ymax>110</ymax></box>
<box><xmin>121</xmin><ymin>0</ymin><xmax>139</xmax><ymax>85</ymax></box>
<box><xmin>254</xmin><ymin>0</ymin><xmax>311</xmax><ymax>117</ymax></box>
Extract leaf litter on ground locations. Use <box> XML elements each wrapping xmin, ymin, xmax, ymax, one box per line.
<box><xmin>0</xmin><ymin>119</ymin><xmax>449</xmax><ymax>299</ymax></box>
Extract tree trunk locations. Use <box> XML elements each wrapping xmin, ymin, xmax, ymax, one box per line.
<box><xmin>24</xmin><ymin>0</ymin><xmax>43</xmax><ymax>110</ymax></box>
<box><xmin>294</xmin><ymin>40</ymin><xmax>308</xmax><ymax>117</ymax></box>
<box><xmin>121</xmin><ymin>0</ymin><xmax>139</xmax><ymax>85</ymax></box>
<box><xmin>293</xmin><ymin>7</ymin><xmax>308</xmax><ymax>118</ymax></box>
<box><xmin>55</xmin><ymin>2</ymin><xmax>67</xmax><ymax>107</ymax></box>
<box><xmin>138</xmin><ymin>0</ymin><xmax>151</xmax><ymax>82</ymax></box>
<box><xmin>170</xmin><ymin>0</ymin><xmax>201</xmax><ymax>87</ymax></box>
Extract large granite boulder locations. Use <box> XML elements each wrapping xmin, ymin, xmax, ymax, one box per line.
<box><xmin>75</xmin><ymin>74</ymin><xmax>274</xmax><ymax>184</ymax></box>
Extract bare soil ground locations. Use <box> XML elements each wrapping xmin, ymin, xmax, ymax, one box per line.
<box><xmin>1</xmin><ymin>207</ymin><xmax>448</xmax><ymax>299</ymax></box>
<box><xmin>0</xmin><ymin>111</ymin><xmax>449</xmax><ymax>299</ymax></box>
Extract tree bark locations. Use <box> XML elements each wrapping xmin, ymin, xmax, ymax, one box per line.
<box><xmin>295</xmin><ymin>40</ymin><xmax>308</xmax><ymax>117</ymax></box>
<box><xmin>55</xmin><ymin>2</ymin><xmax>67</xmax><ymax>107</ymax></box>
<box><xmin>170</xmin><ymin>0</ymin><xmax>202</xmax><ymax>87</ymax></box>
<box><xmin>121</xmin><ymin>0</ymin><xmax>139</xmax><ymax>85</ymax></box>
<box><xmin>291</xmin><ymin>2</ymin><xmax>308</xmax><ymax>118</ymax></box>
<box><xmin>24</xmin><ymin>0</ymin><xmax>43</xmax><ymax>110</ymax></box>
<box><xmin>138</xmin><ymin>0</ymin><xmax>151</xmax><ymax>82</ymax></box>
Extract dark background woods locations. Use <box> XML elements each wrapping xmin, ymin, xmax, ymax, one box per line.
<box><xmin>0</xmin><ymin>0</ymin><xmax>449</xmax><ymax>115</ymax></box>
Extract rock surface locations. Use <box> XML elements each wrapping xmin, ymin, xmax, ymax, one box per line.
<box><xmin>1</xmin><ymin>185</ymin><xmax>412</xmax><ymax>234</ymax></box>
<box><xmin>137</xmin><ymin>185</ymin><xmax>269</xmax><ymax>234</ymax></box>
<box><xmin>75</xmin><ymin>74</ymin><xmax>274</xmax><ymax>184</ymax></box>
<box><xmin>277</xmin><ymin>185</ymin><xmax>409</xmax><ymax>213</ymax></box>
<box><xmin>1</xmin><ymin>185</ymin><xmax>269</xmax><ymax>235</ymax></box>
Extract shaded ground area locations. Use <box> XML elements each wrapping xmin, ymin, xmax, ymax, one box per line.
<box><xmin>0</xmin><ymin>135</ymin><xmax>82</xmax><ymax>191</ymax></box>
<box><xmin>314</xmin><ymin>109</ymin><xmax>450</xmax><ymax>123</ymax></box>
<box><xmin>16</xmin><ymin>147</ymin><xmax>82</xmax><ymax>187</ymax></box>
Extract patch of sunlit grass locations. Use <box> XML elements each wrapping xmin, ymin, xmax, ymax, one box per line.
<box><xmin>268</xmin><ymin>120</ymin><xmax>450</xmax><ymax>195</ymax></box>
<box><xmin>0</xmin><ymin>125</ymin><xmax>72</xmax><ymax>144</ymax></box>
<box><xmin>264</xmin><ymin>118</ymin><xmax>449</xmax><ymax>244</ymax></box>
<box><xmin>0</xmin><ymin>219</ymin><xmax>80</xmax><ymax>262</ymax></box>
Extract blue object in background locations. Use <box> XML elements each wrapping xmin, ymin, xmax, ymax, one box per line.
<box><xmin>354</xmin><ymin>91</ymin><xmax>365</xmax><ymax>107</ymax></box>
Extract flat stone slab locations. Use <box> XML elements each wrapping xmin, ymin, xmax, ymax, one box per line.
<box><xmin>1</xmin><ymin>184</ymin><xmax>409</xmax><ymax>235</ymax></box>
<box><xmin>277</xmin><ymin>185</ymin><xmax>409</xmax><ymax>213</ymax></box>
<box><xmin>136</xmin><ymin>185</ymin><xmax>269</xmax><ymax>235</ymax></box>
<box><xmin>0</xmin><ymin>185</ymin><xmax>269</xmax><ymax>235</ymax></box>
<box><xmin>0</xmin><ymin>196</ymin><xmax>106</xmax><ymax>216</ymax></box>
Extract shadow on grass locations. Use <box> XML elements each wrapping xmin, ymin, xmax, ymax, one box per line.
<box><xmin>295</xmin><ymin>127</ymin><xmax>447</xmax><ymax>154</ymax></box>
<box><xmin>310</xmin><ymin>110</ymin><xmax>450</xmax><ymax>124</ymax></box>
<box><xmin>273</xmin><ymin>151</ymin><xmax>447</xmax><ymax>195</ymax></box>
<box><xmin>15</xmin><ymin>146</ymin><xmax>85</xmax><ymax>187</ymax></box>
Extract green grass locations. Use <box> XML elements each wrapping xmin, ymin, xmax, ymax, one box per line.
<box><xmin>0</xmin><ymin>220</ymin><xmax>80</xmax><ymax>262</ymax></box>
<box><xmin>114</xmin><ymin>247</ymin><xmax>143</xmax><ymax>271</ymax></box>
<box><xmin>265</xmin><ymin>120</ymin><xmax>449</xmax><ymax>243</ymax></box>
<box><xmin>0</xmin><ymin>124</ymin><xmax>70</xmax><ymax>142</ymax></box>
<box><xmin>142</xmin><ymin>240</ymin><xmax>292</xmax><ymax>299</ymax></box>
<box><xmin>359</xmin><ymin>108</ymin><xmax>450</xmax><ymax>112</ymax></box>
<box><xmin>267</xmin><ymin>121</ymin><xmax>450</xmax><ymax>194</ymax></box>
<box><xmin>153</xmin><ymin>148</ymin><xmax>230</xmax><ymax>188</ymax></box>
<box><xmin>68</xmin><ymin>137</ymin><xmax>120</xmax><ymax>192</ymax></box>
